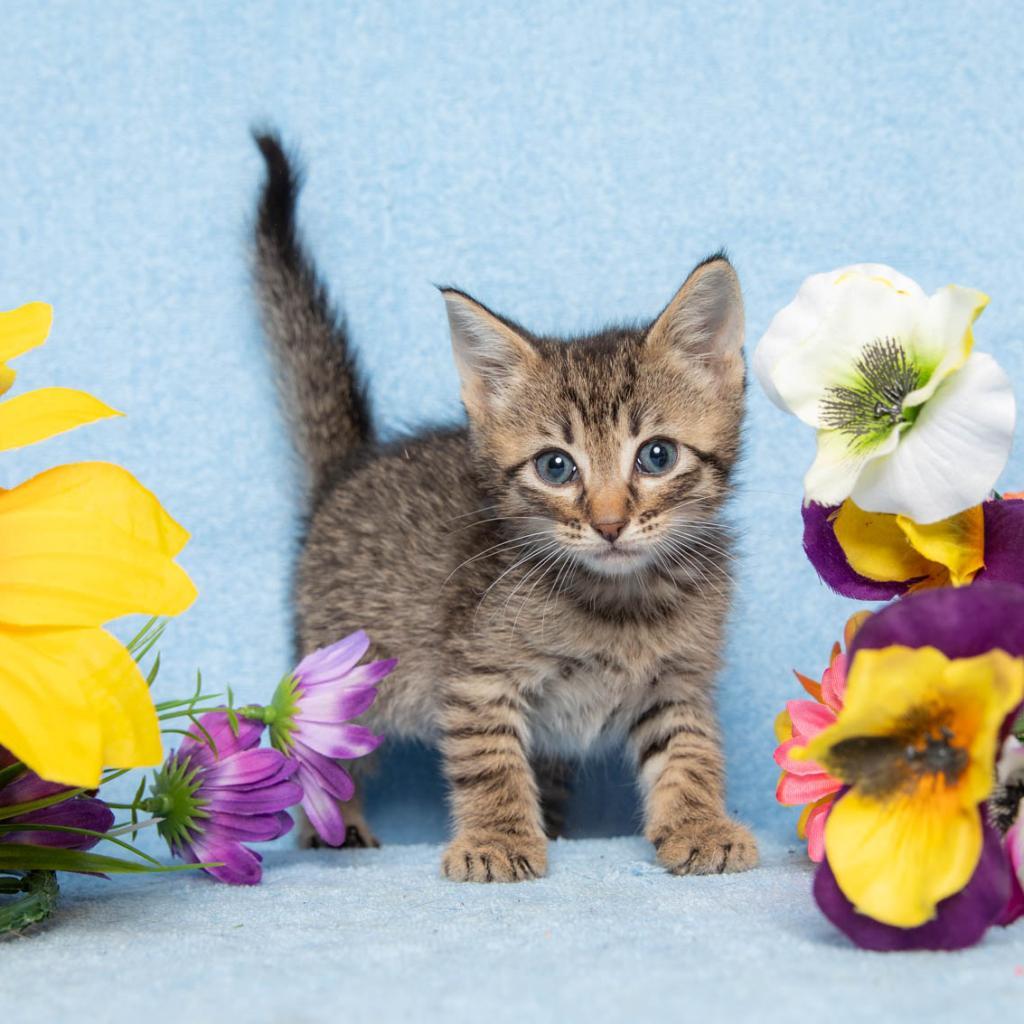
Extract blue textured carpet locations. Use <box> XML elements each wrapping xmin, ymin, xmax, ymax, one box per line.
<box><xmin>2</xmin><ymin>2</ymin><xmax>1024</xmax><ymax>1017</ymax></box>
<box><xmin>5</xmin><ymin>839</ymin><xmax>1024</xmax><ymax>1024</ymax></box>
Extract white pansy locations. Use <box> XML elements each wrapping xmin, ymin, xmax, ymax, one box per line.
<box><xmin>754</xmin><ymin>264</ymin><xmax>1016</xmax><ymax>524</ymax></box>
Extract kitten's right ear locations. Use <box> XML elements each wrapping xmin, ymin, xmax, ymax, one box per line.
<box><xmin>441</xmin><ymin>288</ymin><xmax>539</xmax><ymax>419</ymax></box>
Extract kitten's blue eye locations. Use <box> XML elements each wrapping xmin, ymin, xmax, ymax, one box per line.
<box><xmin>534</xmin><ymin>449</ymin><xmax>578</xmax><ymax>485</ymax></box>
<box><xmin>636</xmin><ymin>439</ymin><xmax>677</xmax><ymax>475</ymax></box>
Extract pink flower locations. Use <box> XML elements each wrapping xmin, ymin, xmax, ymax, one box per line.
<box><xmin>266</xmin><ymin>632</ymin><xmax>395</xmax><ymax>846</ymax></box>
<box><xmin>773</xmin><ymin>613</ymin><xmax>868</xmax><ymax>861</ymax></box>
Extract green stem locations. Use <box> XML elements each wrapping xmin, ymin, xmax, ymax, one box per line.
<box><xmin>0</xmin><ymin>872</ymin><xmax>59</xmax><ymax>934</ymax></box>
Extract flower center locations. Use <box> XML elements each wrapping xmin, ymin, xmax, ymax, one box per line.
<box><xmin>826</xmin><ymin>705</ymin><xmax>969</xmax><ymax>798</ymax></box>
<box><xmin>820</xmin><ymin>337</ymin><xmax>923</xmax><ymax>448</ymax></box>
<box><xmin>147</xmin><ymin>755</ymin><xmax>209</xmax><ymax>846</ymax></box>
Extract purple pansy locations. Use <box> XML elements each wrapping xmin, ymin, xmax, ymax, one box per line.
<box><xmin>0</xmin><ymin>747</ymin><xmax>113</xmax><ymax>850</ymax></box>
<box><xmin>264</xmin><ymin>631</ymin><xmax>395</xmax><ymax>846</ymax></box>
<box><xmin>151</xmin><ymin>712</ymin><xmax>301</xmax><ymax>885</ymax></box>
<box><xmin>802</xmin><ymin>496</ymin><xmax>1024</xmax><ymax>599</ymax></box>
<box><xmin>812</xmin><ymin>582</ymin><xmax>1024</xmax><ymax>950</ymax></box>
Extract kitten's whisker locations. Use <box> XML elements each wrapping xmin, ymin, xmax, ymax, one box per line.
<box><xmin>473</xmin><ymin>539</ymin><xmax>561</xmax><ymax>624</ymax></box>
<box><xmin>443</xmin><ymin>530</ymin><xmax>553</xmax><ymax>584</ymax></box>
<box><xmin>446</xmin><ymin>503</ymin><xmax>502</xmax><ymax>522</ymax></box>
<box><xmin>508</xmin><ymin>545</ymin><xmax>567</xmax><ymax>634</ymax></box>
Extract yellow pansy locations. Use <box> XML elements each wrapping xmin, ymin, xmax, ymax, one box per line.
<box><xmin>832</xmin><ymin>499</ymin><xmax>984</xmax><ymax>590</ymax></box>
<box><xmin>0</xmin><ymin>301</ymin><xmax>196</xmax><ymax>787</ymax></box>
<box><xmin>799</xmin><ymin>645</ymin><xmax>1024</xmax><ymax>928</ymax></box>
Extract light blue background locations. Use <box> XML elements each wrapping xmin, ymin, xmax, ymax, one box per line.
<box><xmin>2</xmin><ymin>0</ymin><xmax>1023</xmax><ymax>845</ymax></box>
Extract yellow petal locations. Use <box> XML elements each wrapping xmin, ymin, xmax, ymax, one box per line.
<box><xmin>0</xmin><ymin>462</ymin><xmax>197</xmax><ymax>628</ymax></box>
<box><xmin>825</xmin><ymin>783</ymin><xmax>980</xmax><ymax>927</ymax></box>
<box><xmin>0</xmin><ymin>302</ymin><xmax>52</xmax><ymax>364</ymax></box>
<box><xmin>774</xmin><ymin>708</ymin><xmax>793</xmax><ymax>743</ymax></box>
<box><xmin>833</xmin><ymin>500</ymin><xmax>934</xmax><ymax>583</ymax></box>
<box><xmin>843</xmin><ymin>610</ymin><xmax>872</xmax><ymax>650</ymax></box>
<box><xmin>804</xmin><ymin>647</ymin><xmax>1023</xmax><ymax>780</ymax></box>
<box><xmin>896</xmin><ymin>505</ymin><xmax>985</xmax><ymax>587</ymax></box>
<box><xmin>0</xmin><ymin>625</ymin><xmax>162</xmax><ymax>787</ymax></box>
<box><xmin>0</xmin><ymin>387</ymin><xmax>121</xmax><ymax>451</ymax></box>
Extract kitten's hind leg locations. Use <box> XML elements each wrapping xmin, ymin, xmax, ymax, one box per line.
<box><xmin>534</xmin><ymin>756</ymin><xmax>573</xmax><ymax>839</ymax></box>
<box><xmin>297</xmin><ymin>759</ymin><xmax>381</xmax><ymax>849</ymax></box>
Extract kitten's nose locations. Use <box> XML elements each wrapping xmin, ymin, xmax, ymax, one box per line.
<box><xmin>592</xmin><ymin>519</ymin><xmax>627</xmax><ymax>543</ymax></box>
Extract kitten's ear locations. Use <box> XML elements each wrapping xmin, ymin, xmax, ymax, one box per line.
<box><xmin>442</xmin><ymin>288</ymin><xmax>539</xmax><ymax>418</ymax></box>
<box><xmin>647</xmin><ymin>256</ymin><xmax>745</xmax><ymax>382</ymax></box>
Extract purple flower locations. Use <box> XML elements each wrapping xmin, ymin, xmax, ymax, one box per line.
<box><xmin>265</xmin><ymin>631</ymin><xmax>394</xmax><ymax>846</ymax></box>
<box><xmin>151</xmin><ymin>713</ymin><xmax>302</xmax><ymax>885</ymax></box>
<box><xmin>0</xmin><ymin>747</ymin><xmax>113</xmax><ymax>850</ymax></box>
<box><xmin>812</xmin><ymin>582</ymin><xmax>1024</xmax><ymax>950</ymax></box>
<box><xmin>802</xmin><ymin>495</ymin><xmax>1024</xmax><ymax>600</ymax></box>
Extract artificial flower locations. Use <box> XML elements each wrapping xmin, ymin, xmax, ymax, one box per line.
<box><xmin>802</xmin><ymin>493</ymin><xmax>1024</xmax><ymax>600</ymax></box>
<box><xmin>0</xmin><ymin>301</ymin><xmax>197</xmax><ymax>787</ymax></box>
<box><xmin>754</xmin><ymin>265</ymin><xmax>1015</xmax><ymax>523</ymax></box>
<box><xmin>774</xmin><ymin>613</ymin><xmax>867</xmax><ymax>860</ymax></box>
<box><xmin>802</xmin><ymin>583</ymin><xmax>1024</xmax><ymax>950</ymax></box>
<box><xmin>0</xmin><ymin>302</ymin><xmax>120</xmax><ymax>448</ymax></box>
<box><xmin>0</xmin><ymin>747</ymin><xmax>113</xmax><ymax>850</ymax></box>
<box><xmin>150</xmin><ymin>712</ymin><xmax>301</xmax><ymax>885</ymax></box>
<box><xmin>253</xmin><ymin>631</ymin><xmax>393</xmax><ymax>846</ymax></box>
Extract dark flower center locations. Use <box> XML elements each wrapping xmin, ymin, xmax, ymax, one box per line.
<box><xmin>820</xmin><ymin>337</ymin><xmax>923</xmax><ymax>449</ymax></box>
<box><xmin>825</xmin><ymin>705</ymin><xmax>969</xmax><ymax>798</ymax></box>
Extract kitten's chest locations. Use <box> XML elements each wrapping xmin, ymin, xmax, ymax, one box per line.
<box><xmin>522</xmin><ymin>626</ymin><xmax>684</xmax><ymax>756</ymax></box>
<box><xmin>520</xmin><ymin>602</ymin><xmax>712</xmax><ymax>757</ymax></box>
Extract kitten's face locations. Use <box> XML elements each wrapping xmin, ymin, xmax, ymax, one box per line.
<box><xmin>445</xmin><ymin>257</ymin><xmax>745</xmax><ymax>581</ymax></box>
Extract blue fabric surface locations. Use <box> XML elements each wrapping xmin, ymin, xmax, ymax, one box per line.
<box><xmin>2</xmin><ymin>5</ymin><xmax>1024</xmax><ymax>999</ymax></box>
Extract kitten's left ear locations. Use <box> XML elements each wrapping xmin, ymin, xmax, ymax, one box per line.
<box><xmin>647</xmin><ymin>256</ymin><xmax>745</xmax><ymax>382</ymax></box>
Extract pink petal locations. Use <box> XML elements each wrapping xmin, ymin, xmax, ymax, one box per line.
<box><xmin>298</xmin><ymin>682</ymin><xmax>379</xmax><ymax>724</ymax></box>
<box><xmin>209</xmin><ymin>810</ymin><xmax>295</xmax><ymax>842</ymax></box>
<box><xmin>821</xmin><ymin>654</ymin><xmax>848</xmax><ymax>712</ymax></box>
<box><xmin>292</xmin><ymin>720</ymin><xmax>382</xmax><ymax>760</ymax></box>
<box><xmin>300</xmin><ymin>775</ymin><xmax>347</xmax><ymax>847</ymax></box>
<box><xmin>774</xmin><ymin>738</ymin><xmax>826</xmax><ymax>777</ymax></box>
<box><xmin>206</xmin><ymin>780</ymin><xmax>303</xmax><ymax>814</ymax></box>
<box><xmin>805</xmin><ymin>801</ymin><xmax>833</xmax><ymax>862</ymax></box>
<box><xmin>777</xmin><ymin>770</ymin><xmax>842</xmax><ymax>806</ymax></box>
<box><xmin>179</xmin><ymin>713</ymin><xmax>264</xmax><ymax>764</ymax></box>
<box><xmin>293</xmin><ymin>740</ymin><xmax>356</xmax><ymax>802</ymax></box>
<box><xmin>187</xmin><ymin>831</ymin><xmax>264</xmax><ymax>885</ymax></box>
<box><xmin>786</xmin><ymin>699</ymin><xmax>836</xmax><ymax>740</ymax></box>
<box><xmin>202</xmin><ymin>749</ymin><xmax>296</xmax><ymax>790</ymax></box>
<box><xmin>294</xmin><ymin>631</ymin><xmax>371</xmax><ymax>686</ymax></box>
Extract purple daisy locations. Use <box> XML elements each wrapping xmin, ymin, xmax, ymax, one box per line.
<box><xmin>263</xmin><ymin>631</ymin><xmax>395</xmax><ymax>847</ymax></box>
<box><xmin>150</xmin><ymin>712</ymin><xmax>301</xmax><ymax>885</ymax></box>
<box><xmin>812</xmin><ymin>582</ymin><xmax>1024</xmax><ymax>950</ymax></box>
<box><xmin>0</xmin><ymin>747</ymin><xmax>113</xmax><ymax>850</ymax></box>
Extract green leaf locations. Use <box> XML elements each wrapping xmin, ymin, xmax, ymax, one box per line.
<box><xmin>0</xmin><ymin>844</ymin><xmax>218</xmax><ymax>874</ymax></box>
<box><xmin>0</xmin><ymin>824</ymin><xmax>161</xmax><ymax>864</ymax></box>
<box><xmin>0</xmin><ymin>788</ymin><xmax>87</xmax><ymax>822</ymax></box>
<box><xmin>0</xmin><ymin>871</ymin><xmax>59</xmax><ymax>935</ymax></box>
<box><xmin>0</xmin><ymin>761</ymin><xmax>26</xmax><ymax>790</ymax></box>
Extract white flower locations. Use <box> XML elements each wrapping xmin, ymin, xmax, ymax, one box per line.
<box><xmin>754</xmin><ymin>264</ymin><xmax>1016</xmax><ymax>523</ymax></box>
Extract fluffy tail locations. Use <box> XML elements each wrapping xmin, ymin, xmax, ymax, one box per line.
<box><xmin>252</xmin><ymin>130</ymin><xmax>372</xmax><ymax>495</ymax></box>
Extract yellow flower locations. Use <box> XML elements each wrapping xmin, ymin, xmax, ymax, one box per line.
<box><xmin>0</xmin><ymin>302</ymin><xmax>197</xmax><ymax>787</ymax></box>
<box><xmin>799</xmin><ymin>644</ymin><xmax>1024</xmax><ymax>928</ymax></box>
<box><xmin>832</xmin><ymin>498</ymin><xmax>984</xmax><ymax>591</ymax></box>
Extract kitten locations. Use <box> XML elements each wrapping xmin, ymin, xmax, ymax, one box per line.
<box><xmin>252</xmin><ymin>132</ymin><xmax>758</xmax><ymax>882</ymax></box>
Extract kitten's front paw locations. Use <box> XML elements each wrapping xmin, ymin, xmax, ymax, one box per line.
<box><xmin>442</xmin><ymin>831</ymin><xmax>548</xmax><ymax>883</ymax></box>
<box><xmin>652</xmin><ymin>818</ymin><xmax>759</xmax><ymax>875</ymax></box>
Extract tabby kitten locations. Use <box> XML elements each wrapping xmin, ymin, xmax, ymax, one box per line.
<box><xmin>252</xmin><ymin>132</ymin><xmax>758</xmax><ymax>882</ymax></box>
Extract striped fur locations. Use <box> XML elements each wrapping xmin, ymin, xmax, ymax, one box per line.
<box><xmin>252</xmin><ymin>134</ymin><xmax>757</xmax><ymax>881</ymax></box>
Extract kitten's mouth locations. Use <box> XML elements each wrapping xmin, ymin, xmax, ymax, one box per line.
<box><xmin>580</xmin><ymin>543</ymin><xmax>653</xmax><ymax>575</ymax></box>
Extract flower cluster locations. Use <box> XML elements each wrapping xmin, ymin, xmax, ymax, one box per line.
<box><xmin>757</xmin><ymin>265</ymin><xmax>1024</xmax><ymax>951</ymax></box>
<box><xmin>0</xmin><ymin>299</ymin><xmax>393</xmax><ymax>931</ymax></box>
<box><xmin>148</xmin><ymin>633</ymin><xmax>394</xmax><ymax>884</ymax></box>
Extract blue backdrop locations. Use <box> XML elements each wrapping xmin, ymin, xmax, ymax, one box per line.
<box><xmin>2</xmin><ymin>0</ymin><xmax>1022</xmax><ymax>845</ymax></box>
